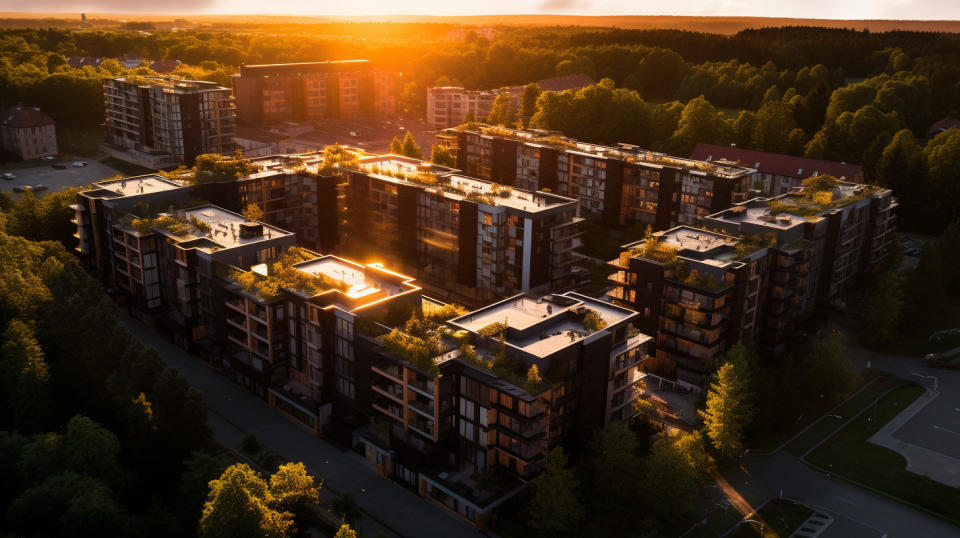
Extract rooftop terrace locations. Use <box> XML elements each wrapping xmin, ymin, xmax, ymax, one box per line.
<box><xmin>355</xmin><ymin>155</ymin><xmax>576</xmax><ymax>212</ymax></box>
<box><xmin>88</xmin><ymin>174</ymin><xmax>185</xmax><ymax>198</ymax></box>
<box><xmin>292</xmin><ymin>255</ymin><xmax>419</xmax><ymax>308</ymax></box>
<box><xmin>449</xmin><ymin>292</ymin><xmax>637</xmax><ymax>357</ymax></box>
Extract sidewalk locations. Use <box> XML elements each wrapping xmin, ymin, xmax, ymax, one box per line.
<box><xmin>868</xmin><ymin>389</ymin><xmax>960</xmax><ymax>488</ymax></box>
<box><xmin>121</xmin><ymin>316</ymin><xmax>482</xmax><ymax>538</ymax></box>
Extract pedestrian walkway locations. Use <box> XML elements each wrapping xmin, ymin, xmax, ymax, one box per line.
<box><xmin>868</xmin><ymin>389</ymin><xmax>960</xmax><ymax>488</ymax></box>
<box><xmin>121</xmin><ymin>316</ymin><xmax>482</xmax><ymax>538</ymax></box>
<box><xmin>790</xmin><ymin>511</ymin><xmax>834</xmax><ymax>538</ymax></box>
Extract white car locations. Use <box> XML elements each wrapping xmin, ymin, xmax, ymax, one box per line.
<box><xmin>72</xmin><ymin>161</ymin><xmax>88</xmax><ymax>167</ymax></box>
<box><xmin>1</xmin><ymin>172</ymin><xmax>15</xmax><ymax>180</ymax></box>
<box><xmin>40</xmin><ymin>156</ymin><xmax>55</xmax><ymax>161</ymax></box>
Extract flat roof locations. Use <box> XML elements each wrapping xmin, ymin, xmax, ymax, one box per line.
<box><xmin>354</xmin><ymin>156</ymin><xmax>576</xmax><ymax>212</ymax></box>
<box><xmin>293</xmin><ymin>255</ymin><xmax>416</xmax><ymax>306</ymax></box>
<box><xmin>177</xmin><ymin>205</ymin><xmax>293</xmax><ymax>250</ymax></box>
<box><xmin>707</xmin><ymin>202</ymin><xmax>809</xmax><ymax>229</ymax></box>
<box><xmin>449</xmin><ymin>292</ymin><xmax>637</xmax><ymax>358</ymax></box>
<box><xmin>450</xmin><ymin>125</ymin><xmax>756</xmax><ymax>179</ymax></box>
<box><xmin>91</xmin><ymin>174</ymin><xmax>185</xmax><ymax>197</ymax></box>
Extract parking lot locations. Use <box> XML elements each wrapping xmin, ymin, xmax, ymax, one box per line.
<box><xmin>0</xmin><ymin>158</ymin><xmax>123</xmax><ymax>196</ymax></box>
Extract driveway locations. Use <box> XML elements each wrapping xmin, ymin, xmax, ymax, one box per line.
<box><xmin>0</xmin><ymin>158</ymin><xmax>121</xmax><ymax>195</ymax></box>
<box><xmin>120</xmin><ymin>316</ymin><xmax>481</xmax><ymax>538</ymax></box>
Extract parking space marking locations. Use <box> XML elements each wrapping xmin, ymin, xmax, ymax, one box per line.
<box><xmin>932</xmin><ymin>424</ymin><xmax>960</xmax><ymax>436</ymax></box>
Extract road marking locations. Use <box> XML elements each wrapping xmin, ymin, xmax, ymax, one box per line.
<box><xmin>932</xmin><ymin>424</ymin><xmax>960</xmax><ymax>437</ymax></box>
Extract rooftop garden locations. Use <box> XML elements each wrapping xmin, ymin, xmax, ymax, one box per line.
<box><xmin>734</xmin><ymin>232</ymin><xmax>778</xmax><ymax>258</ymax></box>
<box><xmin>317</xmin><ymin>144</ymin><xmax>360</xmax><ymax>175</ymax></box>
<box><xmin>231</xmin><ymin>247</ymin><xmax>348</xmax><ymax>299</ymax></box>
<box><xmin>767</xmin><ymin>174</ymin><xmax>880</xmax><ymax>217</ymax></box>
<box><xmin>191</xmin><ymin>153</ymin><xmax>261</xmax><ymax>184</ymax></box>
<box><xmin>379</xmin><ymin>303</ymin><xmax>469</xmax><ymax>375</ymax></box>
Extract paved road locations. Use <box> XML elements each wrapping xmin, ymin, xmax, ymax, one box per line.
<box><xmin>121</xmin><ymin>316</ymin><xmax>482</xmax><ymax>538</ymax></box>
<box><xmin>727</xmin><ymin>452</ymin><xmax>958</xmax><ymax>537</ymax></box>
<box><xmin>1</xmin><ymin>157</ymin><xmax>121</xmax><ymax>195</ymax></box>
<box><xmin>847</xmin><ymin>345</ymin><xmax>960</xmax><ymax>460</ymax></box>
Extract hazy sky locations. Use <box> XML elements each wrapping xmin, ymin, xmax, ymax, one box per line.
<box><xmin>4</xmin><ymin>0</ymin><xmax>960</xmax><ymax>20</ymax></box>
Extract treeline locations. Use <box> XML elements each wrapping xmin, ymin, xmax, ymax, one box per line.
<box><xmin>0</xmin><ymin>195</ymin><xmax>229</xmax><ymax>537</ymax></box>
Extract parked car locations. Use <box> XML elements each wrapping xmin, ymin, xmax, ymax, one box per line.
<box><xmin>1</xmin><ymin>172</ymin><xmax>15</xmax><ymax>180</ymax></box>
<box><xmin>52</xmin><ymin>164</ymin><xmax>67</xmax><ymax>170</ymax></box>
<box><xmin>34</xmin><ymin>184</ymin><xmax>48</xmax><ymax>192</ymax></box>
<box><xmin>72</xmin><ymin>161</ymin><xmax>88</xmax><ymax>167</ymax></box>
<box><xmin>40</xmin><ymin>156</ymin><xmax>55</xmax><ymax>161</ymax></box>
<box><xmin>13</xmin><ymin>186</ymin><xmax>30</xmax><ymax>193</ymax></box>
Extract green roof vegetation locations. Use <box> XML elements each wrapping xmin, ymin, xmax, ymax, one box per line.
<box><xmin>379</xmin><ymin>303</ymin><xmax>469</xmax><ymax>376</ymax></box>
<box><xmin>191</xmin><ymin>153</ymin><xmax>260</xmax><ymax>184</ymax></box>
<box><xmin>231</xmin><ymin>247</ymin><xmax>347</xmax><ymax>299</ymax></box>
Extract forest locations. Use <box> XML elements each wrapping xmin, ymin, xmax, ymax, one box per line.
<box><xmin>0</xmin><ymin>24</ymin><xmax>958</xmax><ymax>231</ymax></box>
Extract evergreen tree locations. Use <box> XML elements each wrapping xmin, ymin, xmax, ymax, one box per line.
<box><xmin>430</xmin><ymin>143</ymin><xmax>456</xmax><ymax>167</ymax></box>
<box><xmin>863</xmin><ymin>270</ymin><xmax>903</xmax><ymax>346</ymax></box>
<box><xmin>529</xmin><ymin>447</ymin><xmax>583</xmax><ymax>534</ymax></box>
<box><xmin>389</xmin><ymin>135</ymin><xmax>403</xmax><ymax>154</ymax></box>
<box><xmin>699</xmin><ymin>354</ymin><xmax>754</xmax><ymax>459</ymax></box>
<box><xmin>0</xmin><ymin>319</ymin><xmax>53</xmax><ymax>432</ymax></box>
<box><xmin>640</xmin><ymin>436</ymin><xmax>700</xmax><ymax>523</ymax></box>
<box><xmin>334</xmin><ymin>524</ymin><xmax>357</xmax><ymax>538</ymax></box>
<box><xmin>400</xmin><ymin>131</ymin><xmax>422</xmax><ymax>159</ymax></box>
<box><xmin>242</xmin><ymin>203</ymin><xmax>263</xmax><ymax>222</ymax></box>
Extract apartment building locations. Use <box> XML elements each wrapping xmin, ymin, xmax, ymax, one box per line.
<box><xmin>1</xmin><ymin>106</ymin><xmax>57</xmax><ymax>160</ymax></box>
<box><xmin>231</xmin><ymin>60</ymin><xmax>398</xmax><ymax>124</ymax></box>
<box><xmin>358</xmin><ymin>292</ymin><xmax>649</xmax><ymax>526</ymax></box>
<box><xmin>426</xmin><ymin>74</ymin><xmax>594</xmax><ymax>129</ymax></box>
<box><xmin>103</xmin><ymin>76</ymin><xmax>236</xmax><ymax>168</ymax></box>
<box><xmin>221</xmin><ymin>251</ymin><xmax>422</xmax><ymax>425</ymax></box>
<box><xmin>440</xmin><ymin>125</ymin><xmax>757</xmax><ymax>229</ymax></box>
<box><xmin>74</xmin><ymin>177</ymin><xmax>296</xmax><ymax>352</ymax></box>
<box><xmin>196</xmin><ymin>151</ymin><xmax>346</xmax><ymax>253</ymax></box>
<box><xmin>344</xmin><ymin>154</ymin><xmax>584</xmax><ymax>305</ymax></box>
<box><xmin>608</xmin><ymin>180</ymin><xmax>896</xmax><ymax>388</ymax></box>
<box><xmin>426</xmin><ymin>87</ymin><xmax>498</xmax><ymax>129</ymax></box>
<box><xmin>691</xmin><ymin>143</ymin><xmax>865</xmax><ymax>196</ymax></box>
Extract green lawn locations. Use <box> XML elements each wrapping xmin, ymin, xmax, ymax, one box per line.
<box><xmin>807</xmin><ymin>383</ymin><xmax>960</xmax><ymax>523</ymax></box>
<box><xmin>57</xmin><ymin>124</ymin><xmax>105</xmax><ymax>157</ymax></box>
<box><xmin>785</xmin><ymin>377</ymin><xmax>896</xmax><ymax>457</ymax></box>
<box><xmin>728</xmin><ymin>499</ymin><xmax>814</xmax><ymax>538</ymax></box>
<box><xmin>684</xmin><ymin>502</ymin><xmax>744</xmax><ymax>538</ymax></box>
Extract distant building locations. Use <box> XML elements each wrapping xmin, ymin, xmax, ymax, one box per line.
<box><xmin>441</xmin><ymin>124</ymin><xmax>757</xmax><ymax>228</ymax></box>
<box><xmin>608</xmin><ymin>181</ymin><xmax>897</xmax><ymax>388</ymax></box>
<box><xmin>445</xmin><ymin>26</ymin><xmax>498</xmax><ymax>42</ymax></box>
<box><xmin>344</xmin><ymin>154</ymin><xmax>584</xmax><ymax>305</ymax></box>
<box><xmin>102</xmin><ymin>76</ymin><xmax>236</xmax><ymax>168</ymax></box>
<box><xmin>148</xmin><ymin>59</ymin><xmax>183</xmax><ymax>74</ymax></box>
<box><xmin>1</xmin><ymin>106</ymin><xmax>57</xmax><ymax>160</ymax></box>
<box><xmin>690</xmin><ymin>143</ymin><xmax>865</xmax><ymax>196</ymax></box>
<box><xmin>426</xmin><ymin>74</ymin><xmax>595</xmax><ymax>129</ymax></box>
<box><xmin>231</xmin><ymin>60</ymin><xmax>399</xmax><ymax>125</ymax></box>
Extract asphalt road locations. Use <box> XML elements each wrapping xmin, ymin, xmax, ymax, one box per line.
<box><xmin>848</xmin><ymin>345</ymin><xmax>960</xmax><ymax>460</ymax></box>
<box><xmin>120</xmin><ymin>315</ymin><xmax>482</xmax><ymax>538</ymax></box>
<box><xmin>727</xmin><ymin>452</ymin><xmax>958</xmax><ymax>537</ymax></box>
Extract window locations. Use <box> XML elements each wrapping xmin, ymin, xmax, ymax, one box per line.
<box><xmin>336</xmin><ymin>377</ymin><xmax>355</xmax><ymax>398</ymax></box>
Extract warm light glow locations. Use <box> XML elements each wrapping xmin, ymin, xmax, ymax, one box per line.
<box><xmin>9</xmin><ymin>0</ymin><xmax>960</xmax><ymax>19</ymax></box>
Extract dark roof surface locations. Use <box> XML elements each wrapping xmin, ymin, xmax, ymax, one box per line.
<box><xmin>690</xmin><ymin>143</ymin><xmax>863</xmax><ymax>181</ymax></box>
<box><xmin>1</xmin><ymin>106</ymin><xmax>55</xmax><ymax>128</ymax></box>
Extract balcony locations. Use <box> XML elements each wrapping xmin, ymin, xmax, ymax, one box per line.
<box><xmin>408</xmin><ymin>378</ymin><xmax>435</xmax><ymax>398</ymax></box>
<box><xmin>408</xmin><ymin>415</ymin><xmax>435</xmax><ymax>439</ymax></box>
<box><xmin>371</xmin><ymin>379</ymin><xmax>404</xmax><ymax>402</ymax></box>
<box><xmin>407</xmin><ymin>398</ymin><xmax>435</xmax><ymax>419</ymax></box>
<box><xmin>372</xmin><ymin>360</ymin><xmax>403</xmax><ymax>383</ymax></box>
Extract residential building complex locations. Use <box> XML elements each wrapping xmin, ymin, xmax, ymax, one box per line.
<box><xmin>73</xmin><ymin>177</ymin><xmax>296</xmax><ymax>351</ymax></box>
<box><xmin>344</xmin><ymin>154</ymin><xmax>584</xmax><ymax>305</ymax></box>
<box><xmin>426</xmin><ymin>74</ymin><xmax>594</xmax><ymax>129</ymax></box>
<box><xmin>231</xmin><ymin>60</ymin><xmax>398</xmax><ymax>124</ymax></box>
<box><xmin>440</xmin><ymin>124</ymin><xmax>757</xmax><ymax>229</ymax></box>
<box><xmin>690</xmin><ymin>143</ymin><xmax>865</xmax><ymax>196</ymax></box>
<box><xmin>103</xmin><ymin>76</ymin><xmax>236</xmax><ymax>168</ymax></box>
<box><xmin>359</xmin><ymin>292</ymin><xmax>649</xmax><ymax>526</ymax></box>
<box><xmin>1</xmin><ymin>106</ymin><xmax>57</xmax><ymax>160</ymax></box>
<box><xmin>608</xmin><ymin>180</ymin><xmax>896</xmax><ymax>388</ymax></box>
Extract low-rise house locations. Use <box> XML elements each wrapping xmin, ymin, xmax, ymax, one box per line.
<box><xmin>1</xmin><ymin>106</ymin><xmax>57</xmax><ymax>160</ymax></box>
